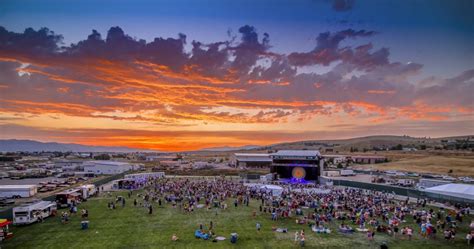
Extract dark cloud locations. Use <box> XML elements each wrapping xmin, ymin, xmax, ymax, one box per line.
<box><xmin>332</xmin><ymin>0</ymin><xmax>355</xmax><ymax>12</ymax></box>
<box><xmin>416</xmin><ymin>69</ymin><xmax>474</xmax><ymax>107</ymax></box>
<box><xmin>0</xmin><ymin>26</ymin><xmax>63</xmax><ymax>55</ymax></box>
<box><xmin>190</xmin><ymin>41</ymin><xmax>229</xmax><ymax>77</ymax></box>
<box><xmin>143</xmin><ymin>33</ymin><xmax>188</xmax><ymax>70</ymax></box>
<box><xmin>68</xmin><ymin>30</ymin><xmax>106</xmax><ymax>56</ymax></box>
<box><xmin>288</xmin><ymin>29</ymin><xmax>377</xmax><ymax>67</ymax></box>
<box><xmin>230</xmin><ymin>25</ymin><xmax>271</xmax><ymax>74</ymax></box>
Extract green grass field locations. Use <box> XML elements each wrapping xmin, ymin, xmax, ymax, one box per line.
<box><xmin>3</xmin><ymin>191</ymin><xmax>472</xmax><ymax>249</ymax></box>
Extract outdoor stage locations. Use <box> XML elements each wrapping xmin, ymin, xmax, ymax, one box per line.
<box><xmin>270</xmin><ymin>150</ymin><xmax>323</xmax><ymax>183</ymax></box>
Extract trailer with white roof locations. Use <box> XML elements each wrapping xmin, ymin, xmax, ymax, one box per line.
<box><xmin>0</xmin><ymin>185</ymin><xmax>37</xmax><ymax>198</ymax></box>
<box><xmin>12</xmin><ymin>201</ymin><xmax>57</xmax><ymax>225</ymax></box>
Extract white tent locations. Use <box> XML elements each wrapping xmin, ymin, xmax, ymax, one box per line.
<box><xmin>424</xmin><ymin>183</ymin><xmax>474</xmax><ymax>201</ymax></box>
<box><xmin>260</xmin><ymin>184</ymin><xmax>284</xmax><ymax>196</ymax></box>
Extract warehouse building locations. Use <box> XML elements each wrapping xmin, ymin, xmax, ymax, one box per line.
<box><xmin>233</xmin><ymin>153</ymin><xmax>272</xmax><ymax>168</ymax></box>
<box><xmin>83</xmin><ymin>161</ymin><xmax>134</xmax><ymax>175</ymax></box>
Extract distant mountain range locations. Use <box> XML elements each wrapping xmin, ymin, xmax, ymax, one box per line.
<box><xmin>0</xmin><ymin>139</ymin><xmax>155</xmax><ymax>153</ymax></box>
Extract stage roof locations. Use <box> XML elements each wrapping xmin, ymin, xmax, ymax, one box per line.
<box><xmin>271</xmin><ymin>150</ymin><xmax>321</xmax><ymax>157</ymax></box>
<box><xmin>234</xmin><ymin>153</ymin><xmax>272</xmax><ymax>162</ymax></box>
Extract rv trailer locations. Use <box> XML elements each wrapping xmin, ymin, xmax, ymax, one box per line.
<box><xmin>12</xmin><ymin>201</ymin><xmax>57</xmax><ymax>225</ymax></box>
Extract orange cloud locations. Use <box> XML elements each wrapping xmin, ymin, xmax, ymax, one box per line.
<box><xmin>367</xmin><ymin>90</ymin><xmax>395</xmax><ymax>94</ymax></box>
<box><xmin>0</xmin><ymin>26</ymin><xmax>472</xmax><ymax>150</ymax></box>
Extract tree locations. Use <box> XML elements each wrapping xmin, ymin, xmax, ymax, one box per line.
<box><xmin>93</xmin><ymin>154</ymin><xmax>111</xmax><ymax>160</ymax></box>
<box><xmin>391</xmin><ymin>144</ymin><xmax>403</xmax><ymax>150</ymax></box>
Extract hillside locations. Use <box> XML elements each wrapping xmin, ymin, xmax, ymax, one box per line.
<box><xmin>247</xmin><ymin>135</ymin><xmax>474</xmax><ymax>153</ymax></box>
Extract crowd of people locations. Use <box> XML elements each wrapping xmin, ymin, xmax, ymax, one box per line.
<box><xmin>104</xmin><ymin>176</ymin><xmax>473</xmax><ymax>247</ymax></box>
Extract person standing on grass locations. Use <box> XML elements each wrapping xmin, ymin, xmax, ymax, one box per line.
<box><xmin>406</xmin><ymin>227</ymin><xmax>413</xmax><ymax>240</ymax></box>
<box><xmin>81</xmin><ymin>209</ymin><xmax>88</xmax><ymax>219</ymax></box>
<box><xmin>256</xmin><ymin>222</ymin><xmax>261</xmax><ymax>232</ymax></box>
<box><xmin>148</xmin><ymin>204</ymin><xmax>153</xmax><ymax>215</ymax></box>
<box><xmin>466</xmin><ymin>233</ymin><xmax>472</xmax><ymax>245</ymax></box>
<box><xmin>294</xmin><ymin>231</ymin><xmax>299</xmax><ymax>244</ymax></box>
<box><xmin>393</xmin><ymin>225</ymin><xmax>399</xmax><ymax>238</ymax></box>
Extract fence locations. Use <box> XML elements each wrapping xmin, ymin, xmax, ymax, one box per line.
<box><xmin>0</xmin><ymin>172</ymin><xmax>128</xmax><ymax>220</ymax></box>
<box><xmin>330</xmin><ymin>178</ymin><xmax>474</xmax><ymax>206</ymax></box>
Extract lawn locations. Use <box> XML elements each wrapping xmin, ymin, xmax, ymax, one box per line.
<box><xmin>3</xmin><ymin>190</ymin><xmax>471</xmax><ymax>249</ymax></box>
<box><xmin>363</xmin><ymin>154</ymin><xmax>474</xmax><ymax>177</ymax></box>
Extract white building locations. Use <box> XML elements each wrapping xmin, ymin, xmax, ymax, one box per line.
<box><xmin>83</xmin><ymin>161</ymin><xmax>134</xmax><ymax>175</ymax></box>
<box><xmin>54</xmin><ymin>160</ymin><xmax>84</xmax><ymax>172</ymax></box>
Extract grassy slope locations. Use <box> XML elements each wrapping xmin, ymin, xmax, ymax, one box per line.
<box><xmin>362</xmin><ymin>154</ymin><xmax>474</xmax><ymax>176</ymax></box>
<box><xmin>3</xmin><ymin>191</ymin><xmax>472</xmax><ymax>249</ymax></box>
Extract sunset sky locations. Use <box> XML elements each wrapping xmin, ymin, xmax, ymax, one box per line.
<box><xmin>0</xmin><ymin>0</ymin><xmax>473</xmax><ymax>151</ymax></box>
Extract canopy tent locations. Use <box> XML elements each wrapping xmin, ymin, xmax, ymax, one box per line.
<box><xmin>424</xmin><ymin>183</ymin><xmax>474</xmax><ymax>201</ymax></box>
<box><xmin>0</xmin><ymin>219</ymin><xmax>11</xmax><ymax>227</ymax></box>
<box><xmin>0</xmin><ymin>219</ymin><xmax>12</xmax><ymax>241</ymax></box>
<box><xmin>244</xmin><ymin>183</ymin><xmax>284</xmax><ymax>196</ymax></box>
<box><xmin>260</xmin><ymin>185</ymin><xmax>284</xmax><ymax>196</ymax></box>
<box><xmin>292</xmin><ymin>188</ymin><xmax>331</xmax><ymax>195</ymax></box>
